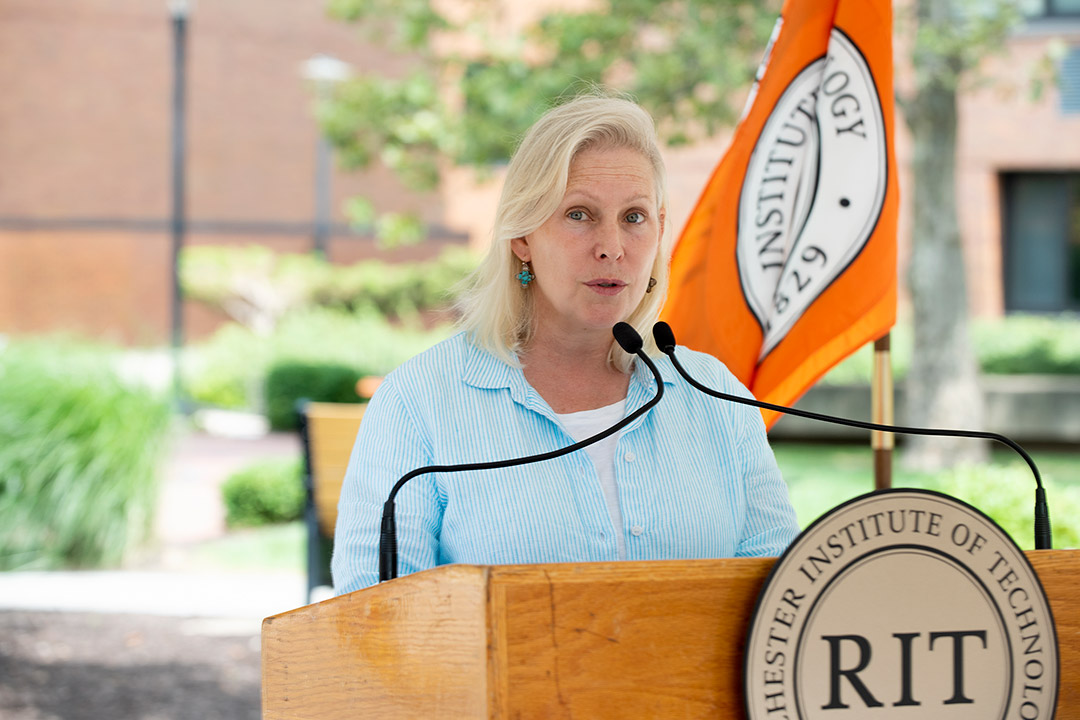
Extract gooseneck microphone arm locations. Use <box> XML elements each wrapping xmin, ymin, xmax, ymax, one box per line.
<box><xmin>651</xmin><ymin>322</ymin><xmax>1052</xmax><ymax>551</ymax></box>
<box><xmin>377</xmin><ymin>323</ymin><xmax>664</xmax><ymax>583</ymax></box>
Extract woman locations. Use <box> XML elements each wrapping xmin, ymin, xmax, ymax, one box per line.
<box><xmin>332</xmin><ymin>95</ymin><xmax>799</xmax><ymax>593</ymax></box>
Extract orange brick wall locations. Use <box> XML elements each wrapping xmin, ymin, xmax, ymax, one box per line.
<box><xmin>0</xmin><ymin>0</ymin><xmax>438</xmax><ymax>224</ymax></box>
<box><xmin>0</xmin><ymin>0</ymin><xmax>455</xmax><ymax>345</ymax></box>
<box><xmin>0</xmin><ymin>230</ymin><xmax>168</xmax><ymax>344</ymax></box>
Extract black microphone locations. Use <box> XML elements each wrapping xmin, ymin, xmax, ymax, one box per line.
<box><xmin>378</xmin><ymin>322</ymin><xmax>664</xmax><ymax>582</ymax></box>
<box><xmin>651</xmin><ymin>321</ymin><xmax>1052</xmax><ymax>551</ymax></box>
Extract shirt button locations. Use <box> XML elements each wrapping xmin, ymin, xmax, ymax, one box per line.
<box><xmin>630</xmin><ymin>525</ymin><xmax>644</xmax><ymax>537</ymax></box>
<box><xmin>624</xmin><ymin>451</ymin><xmax>635</xmax><ymax>463</ymax></box>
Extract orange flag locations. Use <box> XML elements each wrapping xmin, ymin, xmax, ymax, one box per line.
<box><xmin>662</xmin><ymin>0</ymin><xmax>898</xmax><ymax>429</ymax></box>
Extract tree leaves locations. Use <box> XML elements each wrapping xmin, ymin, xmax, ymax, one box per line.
<box><xmin>319</xmin><ymin>0</ymin><xmax>779</xmax><ymax>245</ymax></box>
<box><xmin>901</xmin><ymin>0</ymin><xmax>1023</xmax><ymax>96</ymax></box>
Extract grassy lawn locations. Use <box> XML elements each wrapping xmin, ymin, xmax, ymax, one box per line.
<box><xmin>774</xmin><ymin>442</ymin><xmax>883</xmax><ymax>528</ymax></box>
<box><xmin>774</xmin><ymin>441</ymin><xmax>1080</xmax><ymax>548</ymax></box>
<box><xmin>181</xmin><ymin>521</ymin><xmax>305</xmax><ymax>573</ymax></box>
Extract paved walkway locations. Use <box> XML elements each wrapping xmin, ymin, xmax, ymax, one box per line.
<box><xmin>156</xmin><ymin>429</ymin><xmax>301</xmax><ymax>546</ymax></box>
<box><xmin>0</xmin><ymin>428</ymin><xmax>315</xmax><ymax>623</ymax></box>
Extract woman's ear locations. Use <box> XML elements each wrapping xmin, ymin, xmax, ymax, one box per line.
<box><xmin>510</xmin><ymin>236</ymin><xmax>530</xmax><ymax>263</ymax></box>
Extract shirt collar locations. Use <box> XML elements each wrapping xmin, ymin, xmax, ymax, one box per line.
<box><xmin>461</xmin><ymin>335</ymin><xmax>675</xmax><ymax>416</ymax></box>
<box><xmin>461</xmin><ymin>336</ymin><xmax>518</xmax><ymax>391</ymax></box>
<box><xmin>626</xmin><ymin>352</ymin><xmax>675</xmax><ymax>426</ymax></box>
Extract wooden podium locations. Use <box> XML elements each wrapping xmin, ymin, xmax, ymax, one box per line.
<box><xmin>262</xmin><ymin>551</ymin><xmax>1080</xmax><ymax>719</ymax></box>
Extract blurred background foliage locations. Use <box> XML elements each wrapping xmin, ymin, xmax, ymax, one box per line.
<box><xmin>777</xmin><ymin>444</ymin><xmax>1080</xmax><ymax>551</ymax></box>
<box><xmin>181</xmin><ymin>308</ymin><xmax>454</xmax><ymax>415</ymax></box>
<box><xmin>179</xmin><ymin>245</ymin><xmax>1080</xmax><ymax>419</ymax></box>
<box><xmin>320</xmin><ymin>0</ymin><xmax>781</xmax><ymax>244</ymax></box>
<box><xmin>221</xmin><ymin>458</ymin><xmax>305</xmax><ymax>528</ymax></box>
<box><xmin>0</xmin><ymin>340</ymin><xmax>172</xmax><ymax>570</ymax></box>
<box><xmin>180</xmin><ymin>244</ymin><xmax>477</xmax><ymax>332</ymax></box>
<box><xmin>264</xmin><ymin>362</ymin><xmax>364</xmax><ymax>431</ymax></box>
<box><xmin>822</xmin><ymin>314</ymin><xmax>1080</xmax><ymax>385</ymax></box>
<box><xmin>179</xmin><ymin>245</ymin><xmax>473</xmax><ymax>417</ymax></box>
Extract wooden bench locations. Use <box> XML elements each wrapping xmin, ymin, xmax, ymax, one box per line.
<box><xmin>298</xmin><ymin>401</ymin><xmax>367</xmax><ymax>602</ymax></box>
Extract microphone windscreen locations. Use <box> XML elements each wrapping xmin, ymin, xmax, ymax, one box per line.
<box><xmin>652</xmin><ymin>322</ymin><xmax>677</xmax><ymax>354</ymax></box>
<box><xmin>612</xmin><ymin>322</ymin><xmax>644</xmax><ymax>354</ymax></box>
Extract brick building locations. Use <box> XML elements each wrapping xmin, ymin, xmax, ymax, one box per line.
<box><xmin>0</xmin><ymin>0</ymin><xmax>1078</xmax><ymax>345</ymax></box>
<box><xmin>0</xmin><ymin>0</ymin><xmax>457</xmax><ymax>344</ymax></box>
<box><xmin>953</xmin><ymin>11</ymin><xmax>1080</xmax><ymax>316</ymax></box>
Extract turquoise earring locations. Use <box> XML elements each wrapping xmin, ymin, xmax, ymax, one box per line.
<box><xmin>517</xmin><ymin>261</ymin><xmax>534</xmax><ymax>287</ymax></box>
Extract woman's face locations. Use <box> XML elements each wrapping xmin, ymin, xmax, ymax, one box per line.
<box><xmin>512</xmin><ymin>146</ymin><xmax>664</xmax><ymax>342</ymax></box>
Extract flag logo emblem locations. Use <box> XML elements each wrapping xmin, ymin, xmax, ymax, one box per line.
<box><xmin>737</xmin><ymin>29</ymin><xmax>888</xmax><ymax>358</ymax></box>
<box><xmin>662</xmin><ymin>0</ymin><xmax>898</xmax><ymax>427</ymax></box>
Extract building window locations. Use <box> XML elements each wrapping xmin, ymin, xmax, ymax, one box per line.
<box><xmin>1025</xmin><ymin>0</ymin><xmax>1080</xmax><ymax>16</ymax></box>
<box><xmin>1048</xmin><ymin>0</ymin><xmax>1080</xmax><ymax>15</ymax></box>
<box><xmin>1002</xmin><ymin>172</ymin><xmax>1080</xmax><ymax>312</ymax></box>
<box><xmin>1062</xmin><ymin>46</ymin><xmax>1080</xmax><ymax>114</ymax></box>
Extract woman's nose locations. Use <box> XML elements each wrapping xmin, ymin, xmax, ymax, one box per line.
<box><xmin>594</xmin><ymin>221</ymin><xmax>624</xmax><ymax>260</ymax></box>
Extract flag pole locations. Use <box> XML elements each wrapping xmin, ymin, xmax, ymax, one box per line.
<box><xmin>872</xmin><ymin>334</ymin><xmax>894</xmax><ymax>489</ymax></box>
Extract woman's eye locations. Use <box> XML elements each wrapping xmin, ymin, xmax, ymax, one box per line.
<box><xmin>625</xmin><ymin>211</ymin><xmax>645</xmax><ymax>224</ymax></box>
<box><xmin>568</xmin><ymin>210</ymin><xmax>587</xmax><ymax>221</ymax></box>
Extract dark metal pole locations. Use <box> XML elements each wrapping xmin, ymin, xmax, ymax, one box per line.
<box><xmin>302</xmin><ymin>55</ymin><xmax>350</xmax><ymax>258</ymax></box>
<box><xmin>314</xmin><ymin>134</ymin><xmax>331</xmax><ymax>258</ymax></box>
<box><xmin>169</xmin><ymin>4</ymin><xmax>188</xmax><ymax>407</ymax></box>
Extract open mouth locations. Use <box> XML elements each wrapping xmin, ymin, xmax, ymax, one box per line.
<box><xmin>586</xmin><ymin>279</ymin><xmax>626</xmax><ymax>295</ymax></box>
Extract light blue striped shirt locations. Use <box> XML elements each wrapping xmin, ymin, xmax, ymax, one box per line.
<box><xmin>332</xmin><ymin>332</ymin><xmax>799</xmax><ymax>593</ymax></box>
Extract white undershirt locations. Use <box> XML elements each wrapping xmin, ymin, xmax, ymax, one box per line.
<box><xmin>555</xmin><ymin>399</ymin><xmax>628</xmax><ymax>561</ymax></box>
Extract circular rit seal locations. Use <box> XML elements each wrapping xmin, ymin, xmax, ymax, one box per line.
<box><xmin>744</xmin><ymin>489</ymin><xmax>1058</xmax><ymax>719</ymax></box>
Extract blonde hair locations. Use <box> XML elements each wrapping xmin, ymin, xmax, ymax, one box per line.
<box><xmin>456</xmin><ymin>93</ymin><xmax>670</xmax><ymax>372</ymax></box>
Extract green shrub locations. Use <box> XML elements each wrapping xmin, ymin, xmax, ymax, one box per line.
<box><xmin>270</xmin><ymin>307</ymin><xmax>452</xmax><ymax>369</ymax></box>
<box><xmin>183</xmin><ymin>308</ymin><xmax>453</xmax><ymax>412</ymax></box>
<box><xmin>919</xmin><ymin>465</ymin><xmax>1080</xmax><ymax>550</ymax></box>
<box><xmin>821</xmin><ymin>314</ymin><xmax>1080</xmax><ymax>384</ymax></box>
<box><xmin>181</xmin><ymin>244</ymin><xmax>478</xmax><ymax>329</ymax></box>
<box><xmin>182</xmin><ymin>323</ymin><xmax>271</xmax><ymax>410</ymax></box>
<box><xmin>0</xmin><ymin>339</ymin><xmax>172</xmax><ymax>569</ymax></box>
<box><xmin>221</xmin><ymin>458</ymin><xmax>304</xmax><ymax>528</ymax></box>
<box><xmin>265</xmin><ymin>362</ymin><xmax>363</xmax><ymax>431</ymax></box>
<box><xmin>180</xmin><ymin>245</ymin><xmax>474</xmax><ymax>413</ymax></box>
<box><xmin>973</xmin><ymin>314</ymin><xmax>1080</xmax><ymax>375</ymax></box>
<box><xmin>317</xmin><ymin>245</ymin><xmax>478</xmax><ymax>320</ymax></box>
<box><xmin>180</xmin><ymin>245</ymin><xmax>330</xmax><ymax>332</ymax></box>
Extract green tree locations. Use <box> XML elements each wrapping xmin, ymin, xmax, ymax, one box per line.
<box><xmin>897</xmin><ymin>0</ymin><xmax>1024</xmax><ymax>470</ymax></box>
<box><xmin>322</xmin><ymin>0</ymin><xmax>779</xmax><ymax>245</ymax></box>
